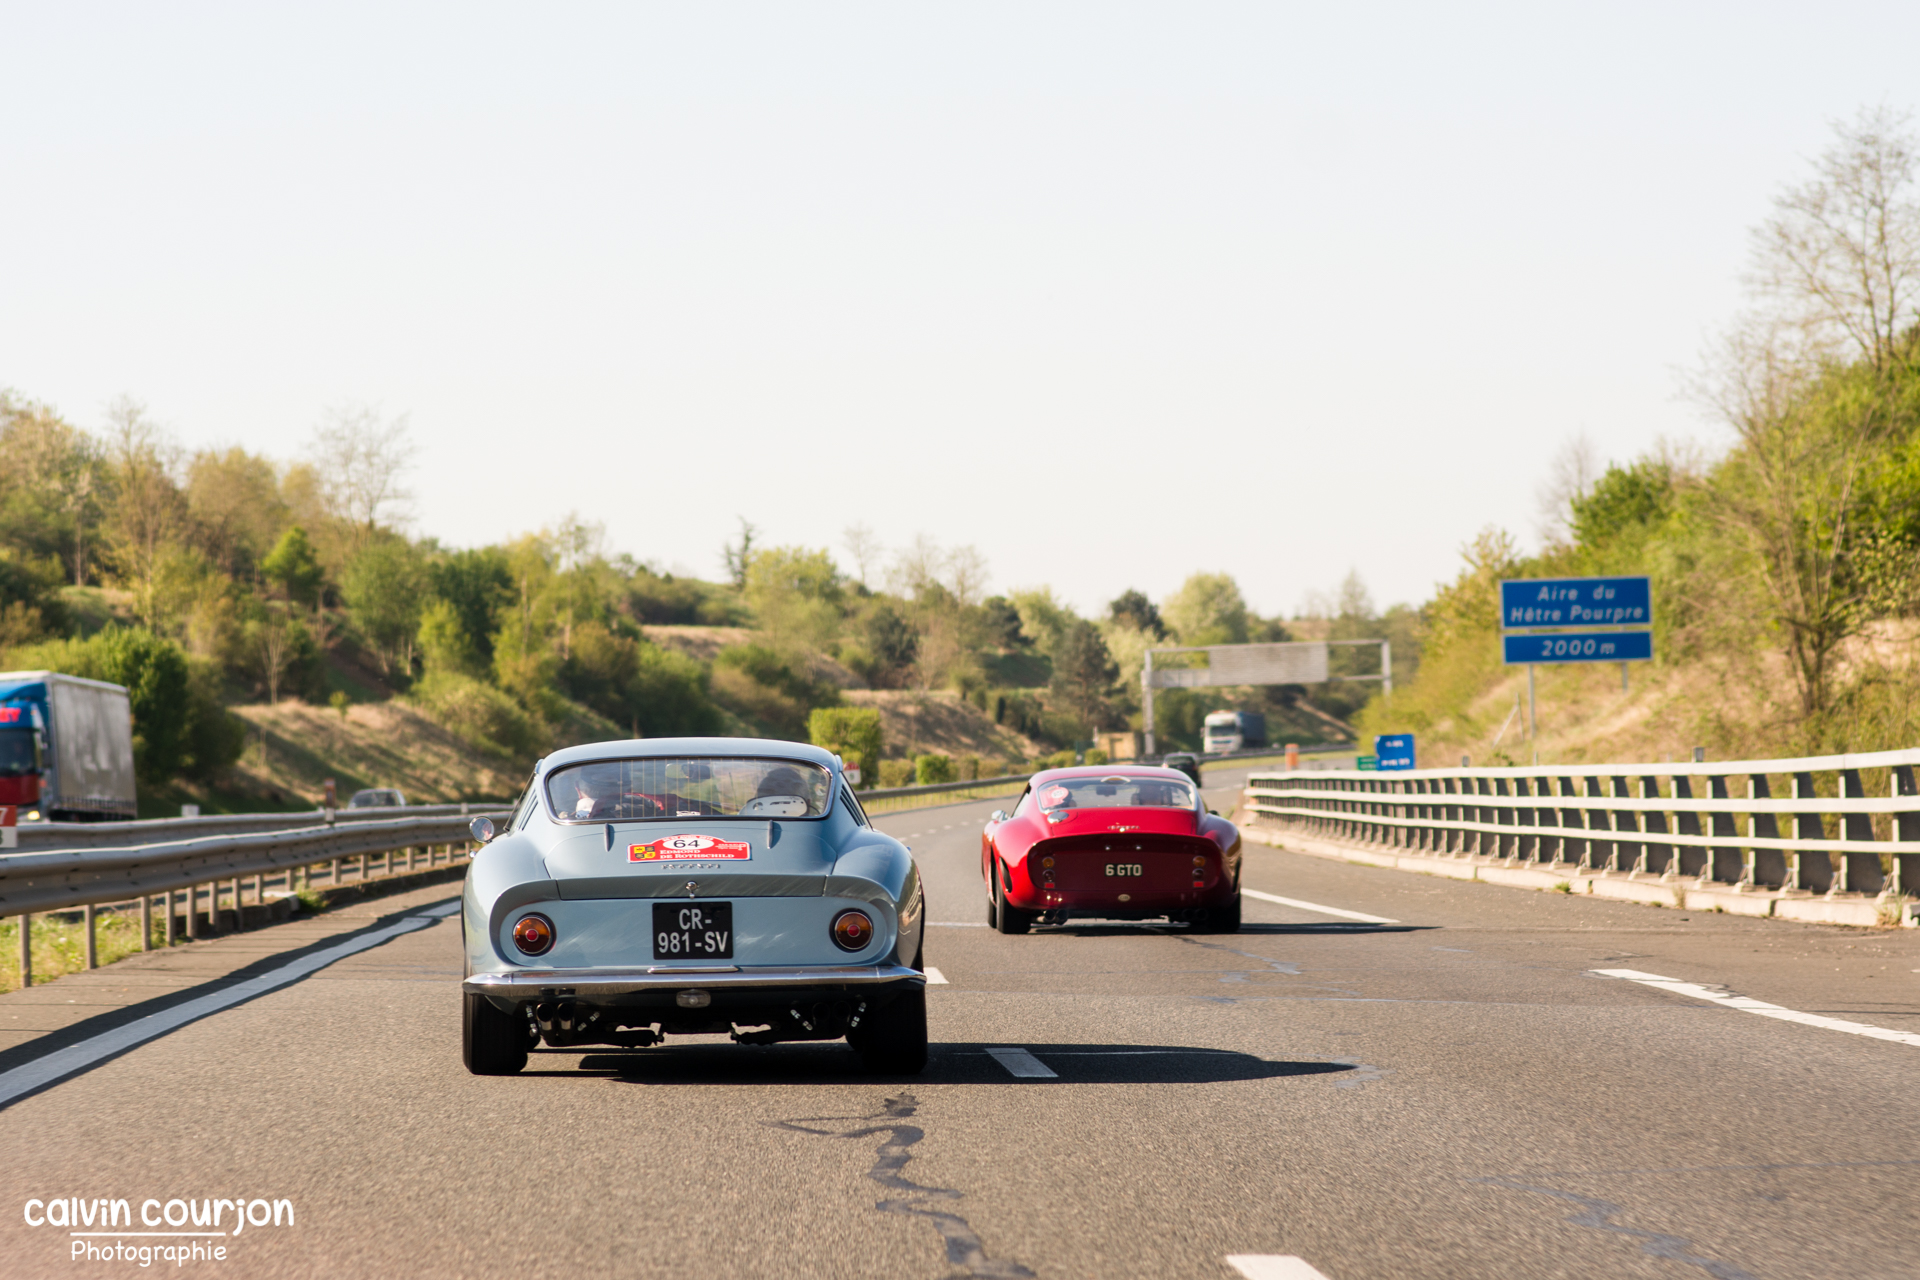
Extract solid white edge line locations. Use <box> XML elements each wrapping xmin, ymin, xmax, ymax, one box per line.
<box><xmin>1241</xmin><ymin>888</ymin><xmax>1400</xmax><ymax>924</ymax></box>
<box><xmin>1592</xmin><ymin>968</ymin><xmax>1920</xmax><ymax>1048</ymax></box>
<box><xmin>924</xmin><ymin>967</ymin><xmax>949</xmax><ymax>985</ymax></box>
<box><xmin>1226</xmin><ymin>1255</ymin><xmax>1335</xmax><ymax>1280</ymax></box>
<box><xmin>984</xmin><ymin>1046</ymin><xmax>1057</xmax><ymax>1078</ymax></box>
<box><xmin>0</xmin><ymin>906</ymin><xmax>455</xmax><ymax>1108</ymax></box>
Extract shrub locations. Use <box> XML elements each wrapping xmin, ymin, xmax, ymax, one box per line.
<box><xmin>181</xmin><ymin>657</ymin><xmax>247</xmax><ymax>782</ymax></box>
<box><xmin>629</xmin><ymin>642</ymin><xmax>719</xmax><ymax>737</ymax></box>
<box><xmin>711</xmin><ymin>644</ymin><xmax>836</xmax><ymax>739</ymax></box>
<box><xmin>914</xmin><ymin>754</ymin><xmax>955</xmax><ymax>785</ymax></box>
<box><xmin>808</xmin><ymin>706</ymin><xmax>883</xmax><ymax>781</ymax></box>
<box><xmin>1035</xmin><ymin>750</ymin><xmax>1075</xmax><ymax>770</ymax></box>
<box><xmin>1085</xmin><ymin>749</ymin><xmax>1110</xmax><ymax>766</ymax></box>
<box><xmin>877</xmin><ymin>759</ymin><xmax>915</xmax><ymax>788</ymax></box>
<box><xmin>409</xmin><ymin>671</ymin><xmax>542</xmax><ymax>763</ymax></box>
<box><xmin>957</xmin><ymin>754</ymin><xmax>980</xmax><ymax>781</ymax></box>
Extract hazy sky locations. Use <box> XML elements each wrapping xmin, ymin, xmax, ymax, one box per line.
<box><xmin>3</xmin><ymin>4</ymin><xmax>1916</xmax><ymax>617</ymax></box>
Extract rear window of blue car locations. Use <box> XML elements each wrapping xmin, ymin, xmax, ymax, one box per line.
<box><xmin>546</xmin><ymin>756</ymin><xmax>833</xmax><ymax>822</ymax></box>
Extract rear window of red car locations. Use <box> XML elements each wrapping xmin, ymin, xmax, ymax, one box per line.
<box><xmin>1036</xmin><ymin>776</ymin><xmax>1195</xmax><ymax>810</ymax></box>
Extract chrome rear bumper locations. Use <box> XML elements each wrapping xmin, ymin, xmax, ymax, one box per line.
<box><xmin>463</xmin><ymin>963</ymin><xmax>923</xmax><ymax>1000</ymax></box>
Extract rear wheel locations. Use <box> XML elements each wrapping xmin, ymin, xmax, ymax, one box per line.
<box><xmin>985</xmin><ymin>878</ymin><xmax>998</xmax><ymax>928</ymax></box>
<box><xmin>1193</xmin><ymin>891</ymin><xmax>1242</xmax><ymax>934</ymax></box>
<box><xmin>463</xmin><ymin>993</ymin><xmax>529</xmax><ymax>1075</ymax></box>
<box><xmin>994</xmin><ymin>868</ymin><xmax>1031</xmax><ymax>935</ymax></box>
<box><xmin>849</xmin><ymin>986</ymin><xmax>928</xmax><ymax>1073</ymax></box>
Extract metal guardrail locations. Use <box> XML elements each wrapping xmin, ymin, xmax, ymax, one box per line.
<box><xmin>848</xmin><ymin>746</ymin><xmax>1355</xmax><ymax>811</ymax></box>
<box><xmin>856</xmin><ymin>772</ymin><xmax>1031</xmax><ymax>802</ymax></box>
<box><xmin>1243</xmin><ymin>748</ymin><xmax>1920</xmax><ymax>897</ymax></box>
<box><xmin>4</xmin><ymin>808</ymin><xmax>510</xmax><ymax>987</ymax></box>
<box><xmin>11</xmin><ymin>801</ymin><xmax>505</xmax><ymax>851</ymax></box>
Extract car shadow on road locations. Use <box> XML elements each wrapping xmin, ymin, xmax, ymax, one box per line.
<box><xmin>535</xmin><ymin>1041</ymin><xmax>1354</xmax><ymax>1086</ymax></box>
<box><xmin>1038</xmin><ymin>922</ymin><xmax>1428</xmax><ymax>937</ymax></box>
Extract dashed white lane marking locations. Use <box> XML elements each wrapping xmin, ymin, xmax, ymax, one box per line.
<box><xmin>1226</xmin><ymin>1257</ymin><xmax>1333</xmax><ymax>1280</ymax></box>
<box><xmin>1593</xmin><ymin>969</ymin><xmax>1920</xmax><ymax>1048</ymax></box>
<box><xmin>985</xmin><ymin>1046</ymin><xmax>1057</xmax><ymax>1078</ymax></box>
<box><xmin>924</xmin><ymin>967</ymin><xmax>949</xmax><ymax>985</ymax></box>
<box><xmin>0</xmin><ymin>902</ymin><xmax>458</xmax><ymax>1110</ymax></box>
<box><xmin>1241</xmin><ymin>888</ymin><xmax>1400</xmax><ymax>924</ymax></box>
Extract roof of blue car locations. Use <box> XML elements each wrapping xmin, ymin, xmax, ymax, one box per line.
<box><xmin>538</xmin><ymin>737</ymin><xmax>841</xmax><ymax>775</ymax></box>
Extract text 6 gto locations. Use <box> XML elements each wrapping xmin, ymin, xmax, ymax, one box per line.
<box><xmin>460</xmin><ymin>738</ymin><xmax>927</xmax><ymax>1074</ymax></box>
<box><xmin>981</xmin><ymin>765</ymin><xmax>1241</xmax><ymax>933</ymax></box>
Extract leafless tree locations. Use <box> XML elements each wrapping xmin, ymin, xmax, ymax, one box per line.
<box><xmin>1749</xmin><ymin>105</ymin><xmax>1920</xmax><ymax>375</ymax></box>
<box><xmin>886</xmin><ymin>535</ymin><xmax>990</xmax><ymax>607</ymax></box>
<box><xmin>1535</xmin><ymin>433</ymin><xmax>1598</xmax><ymax>548</ymax></box>
<box><xmin>1697</xmin><ymin>317</ymin><xmax>1882</xmax><ymax>717</ymax></box>
<box><xmin>722</xmin><ymin>518</ymin><xmax>758</xmax><ymax>590</ymax></box>
<box><xmin>256</xmin><ymin>608</ymin><xmax>292</xmax><ymax>705</ymax></box>
<box><xmin>308</xmin><ymin>405</ymin><xmax>415</xmax><ymax>534</ymax></box>
<box><xmin>101</xmin><ymin>397</ymin><xmax>186</xmax><ymax>624</ymax></box>
<box><xmin>1689</xmin><ymin>108</ymin><xmax>1920</xmax><ymax>720</ymax></box>
<box><xmin>842</xmin><ymin>523</ymin><xmax>882</xmax><ymax>586</ymax></box>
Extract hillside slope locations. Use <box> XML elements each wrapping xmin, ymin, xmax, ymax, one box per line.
<box><xmin>224</xmin><ymin>701</ymin><xmax>523</xmax><ymax>805</ymax></box>
<box><xmin>1366</xmin><ymin>621</ymin><xmax>1920</xmax><ymax>769</ymax></box>
<box><xmin>842</xmin><ymin>690</ymin><xmax>1045</xmax><ymax>762</ymax></box>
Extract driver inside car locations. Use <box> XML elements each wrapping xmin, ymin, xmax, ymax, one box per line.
<box><xmin>565</xmin><ymin>768</ymin><xmax>615</xmax><ymax>819</ymax></box>
<box><xmin>742</xmin><ymin>765</ymin><xmax>812</xmax><ymax>816</ymax></box>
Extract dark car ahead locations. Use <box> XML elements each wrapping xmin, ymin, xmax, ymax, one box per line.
<box><xmin>1159</xmin><ymin>753</ymin><xmax>1202</xmax><ymax>786</ymax></box>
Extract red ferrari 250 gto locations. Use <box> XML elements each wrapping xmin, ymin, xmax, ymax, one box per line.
<box><xmin>981</xmin><ymin>765</ymin><xmax>1242</xmax><ymax>934</ymax></box>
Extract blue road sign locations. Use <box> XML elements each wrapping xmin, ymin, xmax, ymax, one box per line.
<box><xmin>1374</xmin><ymin>734</ymin><xmax>1415</xmax><ymax>771</ymax></box>
<box><xmin>1500</xmin><ymin>576</ymin><xmax>1650</xmax><ymax>630</ymax></box>
<box><xmin>1503</xmin><ymin>631</ymin><xmax>1653</xmax><ymax>665</ymax></box>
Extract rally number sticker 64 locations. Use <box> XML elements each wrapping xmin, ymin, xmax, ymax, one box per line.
<box><xmin>630</xmin><ymin>834</ymin><xmax>752</xmax><ymax>862</ymax></box>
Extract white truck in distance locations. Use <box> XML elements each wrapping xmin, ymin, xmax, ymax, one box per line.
<box><xmin>1202</xmin><ymin>709</ymin><xmax>1266</xmax><ymax>755</ymax></box>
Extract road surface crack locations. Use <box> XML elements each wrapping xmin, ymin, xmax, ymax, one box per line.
<box><xmin>774</xmin><ymin>1094</ymin><xmax>1035</xmax><ymax>1279</ymax></box>
<box><xmin>1478</xmin><ymin>1179</ymin><xmax>1757</xmax><ymax>1279</ymax></box>
<box><xmin>1328</xmin><ymin>1058</ymin><xmax>1389</xmax><ymax>1089</ymax></box>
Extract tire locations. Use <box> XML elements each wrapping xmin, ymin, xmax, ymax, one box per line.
<box><xmin>850</xmin><ymin>986</ymin><xmax>928</xmax><ymax>1074</ymax></box>
<box><xmin>994</xmin><ymin>868</ymin><xmax>1031</xmax><ymax>935</ymax></box>
<box><xmin>985</xmin><ymin>882</ymin><xmax>998</xmax><ymax>929</ymax></box>
<box><xmin>463</xmin><ymin>992</ymin><xmax>529</xmax><ymax>1075</ymax></box>
<box><xmin>1193</xmin><ymin>892</ymin><xmax>1242</xmax><ymax>934</ymax></box>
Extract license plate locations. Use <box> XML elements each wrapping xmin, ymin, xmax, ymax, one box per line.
<box><xmin>653</xmin><ymin>901</ymin><xmax>734</xmax><ymax>960</ymax></box>
<box><xmin>1104</xmin><ymin>863</ymin><xmax>1143</xmax><ymax>877</ymax></box>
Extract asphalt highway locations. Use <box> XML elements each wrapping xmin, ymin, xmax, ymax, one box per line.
<box><xmin>4</xmin><ymin>763</ymin><xmax>1920</xmax><ymax>1278</ymax></box>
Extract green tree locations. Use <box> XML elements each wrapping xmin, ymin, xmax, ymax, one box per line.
<box><xmin>417</xmin><ymin>598</ymin><xmax>485</xmax><ymax>679</ymax></box>
<box><xmin>341</xmin><ymin>537</ymin><xmax>427</xmax><ymax>676</ymax></box>
<box><xmin>260</xmin><ymin>526</ymin><xmax>326</xmax><ymax>609</ymax></box>
<box><xmin>425</xmin><ymin>545</ymin><xmax>514</xmax><ymax>669</ymax></box>
<box><xmin>1008</xmin><ymin>588</ymin><xmax>1075</xmax><ymax>657</ymax></box>
<box><xmin>187</xmin><ymin>447</ymin><xmax>289</xmax><ymax>580</ymax></box>
<box><xmin>1107</xmin><ymin>588</ymin><xmax>1165</xmax><ymax>638</ymax></box>
<box><xmin>1162</xmin><ymin>572</ymin><xmax>1249</xmax><ymax>646</ymax></box>
<box><xmin>629</xmin><ymin>642</ymin><xmax>719</xmax><ymax>737</ymax></box>
<box><xmin>808</xmin><ymin>706</ymin><xmax>883</xmax><ymax>781</ymax></box>
<box><xmin>1050</xmin><ymin>619</ymin><xmax>1119</xmax><ymax>737</ymax></box>
<box><xmin>858</xmin><ymin>600</ymin><xmax>919</xmax><ymax>688</ymax></box>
